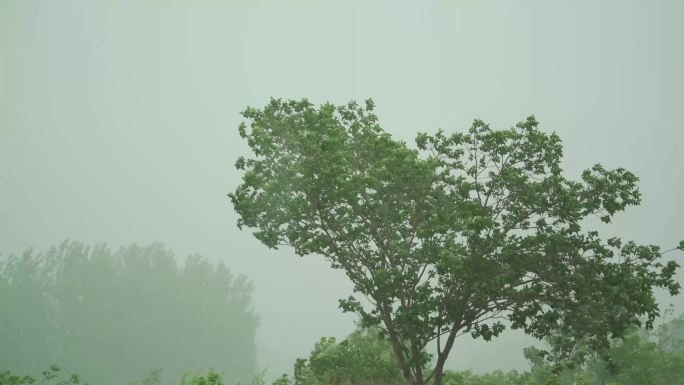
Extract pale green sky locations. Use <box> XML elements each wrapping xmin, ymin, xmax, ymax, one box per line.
<box><xmin>1</xmin><ymin>0</ymin><xmax>683</xmax><ymax>377</ymax></box>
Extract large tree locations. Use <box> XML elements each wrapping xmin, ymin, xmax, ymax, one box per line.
<box><xmin>229</xmin><ymin>98</ymin><xmax>682</xmax><ymax>385</ymax></box>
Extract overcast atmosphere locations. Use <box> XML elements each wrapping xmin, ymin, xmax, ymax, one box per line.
<box><xmin>2</xmin><ymin>0</ymin><xmax>684</xmax><ymax>382</ymax></box>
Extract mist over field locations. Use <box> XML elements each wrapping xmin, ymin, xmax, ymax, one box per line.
<box><xmin>1</xmin><ymin>1</ymin><xmax>683</xmax><ymax>384</ymax></box>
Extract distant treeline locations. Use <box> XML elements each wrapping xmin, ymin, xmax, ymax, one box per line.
<box><xmin>0</xmin><ymin>240</ymin><xmax>258</xmax><ymax>385</ymax></box>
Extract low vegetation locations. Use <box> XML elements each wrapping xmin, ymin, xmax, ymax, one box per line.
<box><xmin>4</xmin><ymin>313</ymin><xmax>684</xmax><ymax>384</ymax></box>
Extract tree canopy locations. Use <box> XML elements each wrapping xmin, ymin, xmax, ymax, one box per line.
<box><xmin>229</xmin><ymin>98</ymin><xmax>682</xmax><ymax>385</ymax></box>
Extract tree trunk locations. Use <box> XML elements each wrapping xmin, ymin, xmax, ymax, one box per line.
<box><xmin>381</xmin><ymin>313</ymin><xmax>418</xmax><ymax>385</ymax></box>
<box><xmin>430</xmin><ymin>325</ymin><xmax>461</xmax><ymax>385</ymax></box>
<box><xmin>432</xmin><ymin>363</ymin><xmax>445</xmax><ymax>385</ymax></box>
<box><xmin>386</xmin><ymin>327</ymin><xmax>416</xmax><ymax>385</ymax></box>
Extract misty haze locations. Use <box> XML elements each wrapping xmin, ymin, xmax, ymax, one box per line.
<box><xmin>2</xmin><ymin>1</ymin><xmax>684</xmax><ymax>385</ymax></box>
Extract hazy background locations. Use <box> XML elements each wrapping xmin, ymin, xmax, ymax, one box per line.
<box><xmin>1</xmin><ymin>0</ymin><xmax>683</xmax><ymax>377</ymax></box>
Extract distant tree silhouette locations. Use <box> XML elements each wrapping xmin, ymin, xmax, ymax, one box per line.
<box><xmin>0</xmin><ymin>240</ymin><xmax>258</xmax><ymax>385</ymax></box>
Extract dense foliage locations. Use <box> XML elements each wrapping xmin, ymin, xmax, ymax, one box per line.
<box><xmin>293</xmin><ymin>327</ymin><xmax>404</xmax><ymax>385</ymax></box>
<box><xmin>229</xmin><ymin>98</ymin><xmax>682</xmax><ymax>385</ymax></box>
<box><xmin>441</xmin><ymin>315</ymin><xmax>683</xmax><ymax>385</ymax></box>
<box><xmin>0</xmin><ymin>240</ymin><xmax>258</xmax><ymax>385</ymax></box>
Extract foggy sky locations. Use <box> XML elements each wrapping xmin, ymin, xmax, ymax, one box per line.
<box><xmin>1</xmin><ymin>0</ymin><xmax>683</xmax><ymax>377</ymax></box>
